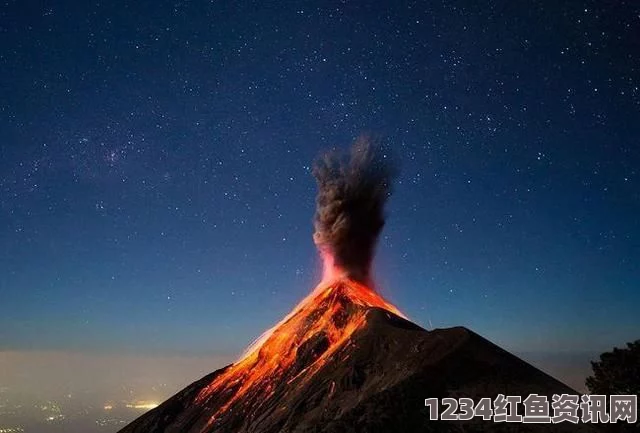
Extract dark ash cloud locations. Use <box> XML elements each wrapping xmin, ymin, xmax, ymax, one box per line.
<box><xmin>312</xmin><ymin>135</ymin><xmax>396</xmax><ymax>284</ymax></box>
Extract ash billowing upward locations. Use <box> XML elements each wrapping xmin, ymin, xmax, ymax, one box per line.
<box><xmin>118</xmin><ymin>135</ymin><xmax>589</xmax><ymax>433</ymax></box>
<box><xmin>312</xmin><ymin>136</ymin><xmax>396</xmax><ymax>285</ymax></box>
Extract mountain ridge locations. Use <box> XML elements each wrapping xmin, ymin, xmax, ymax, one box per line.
<box><xmin>119</xmin><ymin>281</ymin><xmax>593</xmax><ymax>432</ymax></box>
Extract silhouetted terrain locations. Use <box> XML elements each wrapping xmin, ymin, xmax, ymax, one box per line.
<box><xmin>119</xmin><ymin>280</ymin><xmax>593</xmax><ymax>432</ymax></box>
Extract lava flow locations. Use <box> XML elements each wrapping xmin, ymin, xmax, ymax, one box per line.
<box><xmin>194</xmin><ymin>272</ymin><xmax>404</xmax><ymax>428</ymax></box>
<box><xmin>191</xmin><ymin>139</ymin><xmax>404</xmax><ymax>429</ymax></box>
<box><xmin>118</xmin><ymin>138</ymin><xmax>586</xmax><ymax>433</ymax></box>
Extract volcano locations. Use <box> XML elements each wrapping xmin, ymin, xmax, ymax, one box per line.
<box><xmin>118</xmin><ymin>279</ymin><xmax>591</xmax><ymax>433</ymax></box>
<box><xmin>119</xmin><ymin>139</ymin><xmax>592</xmax><ymax>432</ymax></box>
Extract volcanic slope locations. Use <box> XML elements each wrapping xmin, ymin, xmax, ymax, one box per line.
<box><xmin>119</xmin><ymin>279</ymin><xmax>592</xmax><ymax>433</ymax></box>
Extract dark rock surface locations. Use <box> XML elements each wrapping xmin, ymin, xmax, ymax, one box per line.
<box><xmin>119</xmin><ymin>284</ymin><xmax>595</xmax><ymax>433</ymax></box>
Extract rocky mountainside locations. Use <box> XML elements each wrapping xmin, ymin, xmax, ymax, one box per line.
<box><xmin>119</xmin><ymin>279</ymin><xmax>592</xmax><ymax>433</ymax></box>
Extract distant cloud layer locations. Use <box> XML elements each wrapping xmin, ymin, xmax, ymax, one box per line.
<box><xmin>0</xmin><ymin>351</ymin><xmax>234</xmax><ymax>401</ymax></box>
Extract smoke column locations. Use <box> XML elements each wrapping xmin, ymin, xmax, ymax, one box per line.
<box><xmin>312</xmin><ymin>135</ymin><xmax>396</xmax><ymax>285</ymax></box>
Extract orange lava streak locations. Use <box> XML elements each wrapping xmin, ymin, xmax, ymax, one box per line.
<box><xmin>194</xmin><ymin>276</ymin><xmax>404</xmax><ymax>428</ymax></box>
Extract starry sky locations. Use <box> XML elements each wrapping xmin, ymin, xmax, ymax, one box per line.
<box><xmin>1</xmin><ymin>0</ymin><xmax>639</xmax><ymax>366</ymax></box>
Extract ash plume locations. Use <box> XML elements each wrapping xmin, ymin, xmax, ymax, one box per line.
<box><xmin>312</xmin><ymin>135</ymin><xmax>396</xmax><ymax>284</ymax></box>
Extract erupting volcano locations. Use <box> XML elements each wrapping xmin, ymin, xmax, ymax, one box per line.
<box><xmin>119</xmin><ymin>137</ymin><xmax>590</xmax><ymax>433</ymax></box>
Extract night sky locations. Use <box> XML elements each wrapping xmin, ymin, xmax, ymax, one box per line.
<box><xmin>2</xmin><ymin>0</ymin><xmax>639</xmax><ymax>365</ymax></box>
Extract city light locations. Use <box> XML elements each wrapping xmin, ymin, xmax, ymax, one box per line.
<box><xmin>125</xmin><ymin>401</ymin><xmax>159</xmax><ymax>410</ymax></box>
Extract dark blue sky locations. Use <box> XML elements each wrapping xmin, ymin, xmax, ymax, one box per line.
<box><xmin>1</xmin><ymin>0</ymin><xmax>638</xmax><ymax>359</ymax></box>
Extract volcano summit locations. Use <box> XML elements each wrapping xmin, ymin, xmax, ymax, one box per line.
<box><xmin>119</xmin><ymin>139</ymin><xmax>591</xmax><ymax>433</ymax></box>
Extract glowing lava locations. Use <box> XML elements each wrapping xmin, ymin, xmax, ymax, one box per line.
<box><xmin>195</xmin><ymin>273</ymin><xmax>404</xmax><ymax>429</ymax></box>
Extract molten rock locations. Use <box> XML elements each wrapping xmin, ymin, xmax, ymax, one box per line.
<box><xmin>118</xmin><ymin>279</ymin><xmax>592</xmax><ymax>433</ymax></box>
